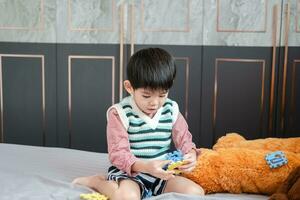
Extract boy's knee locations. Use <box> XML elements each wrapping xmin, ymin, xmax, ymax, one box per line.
<box><xmin>123</xmin><ymin>191</ymin><xmax>140</xmax><ymax>200</ymax></box>
<box><xmin>113</xmin><ymin>190</ymin><xmax>140</xmax><ymax>200</ymax></box>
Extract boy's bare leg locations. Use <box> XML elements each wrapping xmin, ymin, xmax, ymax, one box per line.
<box><xmin>72</xmin><ymin>175</ymin><xmax>118</xmax><ymax>197</ymax></box>
<box><xmin>72</xmin><ymin>175</ymin><xmax>141</xmax><ymax>200</ymax></box>
<box><xmin>111</xmin><ymin>179</ymin><xmax>141</xmax><ymax>200</ymax></box>
<box><xmin>164</xmin><ymin>176</ymin><xmax>204</xmax><ymax>195</ymax></box>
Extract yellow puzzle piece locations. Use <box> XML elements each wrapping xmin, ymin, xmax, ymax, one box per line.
<box><xmin>80</xmin><ymin>192</ymin><xmax>108</xmax><ymax>200</ymax></box>
<box><xmin>167</xmin><ymin>161</ymin><xmax>186</xmax><ymax>174</ymax></box>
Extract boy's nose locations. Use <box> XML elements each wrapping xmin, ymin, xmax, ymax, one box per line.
<box><xmin>150</xmin><ymin>99</ymin><xmax>159</xmax><ymax>106</ymax></box>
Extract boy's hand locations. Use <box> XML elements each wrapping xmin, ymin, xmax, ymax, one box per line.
<box><xmin>145</xmin><ymin>160</ymin><xmax>175</xmax><ymax>180</ymax></box>
<box><xmin>178</xmin><ymin>149</ymin><xmax>197</xmax><ymax>172</ymax></box>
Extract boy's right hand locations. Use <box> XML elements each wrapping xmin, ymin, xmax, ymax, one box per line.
<box><xmin>145</xmin><ymin>160</ymin><xmax>175</xmax><ymax>180</ymax></box>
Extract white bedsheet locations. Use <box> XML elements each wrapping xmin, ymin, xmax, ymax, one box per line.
<box><xmin>0</xmin><ymin>143</ymin><xmax>268</xmax><ymax>200</ymax></box>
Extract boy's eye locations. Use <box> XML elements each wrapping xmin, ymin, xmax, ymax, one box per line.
<box><xmin>159</xmin><ymin>95</ymin><xmax>166</xmax><ymax>98</ymax></box>
<box><xmin>142</xmin><ymin>95</ymin><xmax>150</xmax><ymax>98</ymax></box>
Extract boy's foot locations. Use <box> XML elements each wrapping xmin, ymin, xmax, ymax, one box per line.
<box><xmin>72</xmin><ymin>174</ymin><xmax>106</xmax><ymax>188</ymax></box>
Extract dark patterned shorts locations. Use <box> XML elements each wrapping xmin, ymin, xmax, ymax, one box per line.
<box><xmin>107</xmin><ymin>166</ymin><xmax>167</xmax><ymax>199</ymax></box>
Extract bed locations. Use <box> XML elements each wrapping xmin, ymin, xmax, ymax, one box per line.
<box><xmin>0</xmin><ymin>143</ymin><xmax>269</xmax><ymax>200</ymax></box>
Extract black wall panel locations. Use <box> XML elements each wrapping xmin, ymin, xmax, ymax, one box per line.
<box><xmin>56</xmin><ymin>44</ymin><xmax>120</xmax><ymax>152</ymax></box>
<box><xmin>0</xmin><ymin>42</ymin><xmax>57</xmax><ymax>147</ymax></box>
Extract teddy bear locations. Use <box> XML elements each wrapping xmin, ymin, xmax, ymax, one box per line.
<box><xmin>183</xmin><ymin>133</ymin><xmax>300</xmax><ymax>196</ymax></box>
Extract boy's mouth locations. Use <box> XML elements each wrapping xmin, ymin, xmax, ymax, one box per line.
<box><xmin>145</xmin><ymin>108</ymin><xmax>157</xmax><ymax>114</ymax></box>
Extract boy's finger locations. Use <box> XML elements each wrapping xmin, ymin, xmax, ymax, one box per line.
<box><xmin>181</xmin><ymin>166</ymin><xmax>195</xmax><ymax>172</ymax></box>
<box><xmin>166</xmin><ymin>170</ymin><xmax>176</xmax><ymax>174</ymax></box>
<box><xmin>178</xmin><ymin>161</ymin><xmax>196</xmax><ymax>170</ymax></box>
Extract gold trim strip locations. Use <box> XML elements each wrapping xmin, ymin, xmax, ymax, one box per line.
<box><xmin>130</xmin><ymin>3</ymin><xmax>135</xmax><ymax>56</ymax></box>
<box><xmin>0</xmin><ymin>0</ymin><xmax>44</xmax><ymax>31</ymax></box>
<box><xmin>41</xmin><ymin>56</ymin><xmax>46</xmax><ymax>145</ymax></box>
<box><xmin>0</xmin><ymin>54</ymin><xmax>45</xmax><ymax>144</ymax></box>
<box><xmin>216</xmin><ymin>0</ymin><xmax>268</xmax><ymax>32</ymax></box>
<box><xmin>119</xmin><ymin>4</ymin><xmax>124</xmax><ymax>101</ymax></box>
<box><xmin>296</xmin><ymin>0</ymin><xmax>300</xmax><ymax>32</ymax></box>
<box><xmin>141</xmin><ymin>0</ymin><xmax>190</xmax><ymax>32</ymax></box>
<box><xmin>174</xmin><ymin>57</ymin><xmax>190</xmax><ymax>119</ymax></box>
<box><xmin>0</xmin><ymin>56</ymin><xmax>2</xmax><ymax>143</ymax></box>
<box><xmin>40</xmin><ymin>0</ymin><xmax>45</xmax><ymax>31</ymax></box>
<box><xmin>68</xmin><ymin>56</ymin><xmax>71</xmax><ymax>147</ymax></box>
<box><xmin>213</xmin><ymin>59</ymin><xmax>218</xmax><ymax>131</ymax></box>
<box><xmin>281</xmin><ymin>3</ymin><xmax>290</xmax><ymax>131</ymax></box>
<box><xmin>290</xmin><ymin>60</ymin><xmax>300</xmax><ymax>129</ymax></box>
<box><xmin>68</xmin><ymin>0</ymin><xmax>115</xmax><ymax>32</ymax></box>
<box><xmin>213</xmin><ymin>58</ymin><xmax>266</xmax><ymax>134</ymax></box>
<box><xmin>269</xmin><ymin>4</ymin><xmax>278</xmax><ymax>133</ymax></box>
<box><xmin>68</xmin><ymin>55</ymin><xmax>115</xmax><ymax>148</ymax></box>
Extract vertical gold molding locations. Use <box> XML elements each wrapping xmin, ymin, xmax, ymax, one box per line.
<box><xmin>296</xmin><ymin>0</ymin><xmax>300</xmax><ymax>32</ymax></box>
<box><xmin>213</xmin><ymin>59</ymin><xmax>266</xmax><ymax>134</ymax></box>
<box><xmin>119</xmin><ymin>4</ymin><xmax>124</xmax><ymax>101</ymax></box>
<box><xmin>68</xmin><ymin>55</ymin><xmax>115</xmax><ymax>148</ymax></box>
<box><xmin>41</xmin><ymin>56</ymin><xmax>46</xmax><ymax>145</ymax></box>
<box><xmin>213</xmin><ymin>59</ymin><xmax>218</xmax><ymax>131</ymax></box>
<box><xmin>216</xmin><ymin>0</ymin><xmax>268</xmax><ymax>32</ymax></box>
<box><xmin>130</xmin><ymin>2</ymin><xmax>135</xmax><ymax>56</ymax></box>
<box><xmin>281</xmin><ymin>3</ymin><xmax>290</xmax><ymax>131</ymax></box>
<box><xmin>0</xmin><ymin>0</ymin><xmax>44</xmax><ymax>31</ymax></box>
<box><xmin>290</xmin><ymin>60</ymin><xmax>299</xmax><ymax>129</ymax></box>
<box><xmin>68</xmin><ymin>56</ymin><xmax>72</xmax><ymax>147</ymax></box>
<box><xmin>40</xmin><ymin>0</ymin><xmax>45</xmax><ymax>31</ymax></box>
<box><xmin>174</xmin><ymin>57</ymin><xmax>190</xmax><ymax>119</ymax></box>
<box><xmin>0</xmin><ymin>54</ymin><xmax>45</xmax><ymax>144</ymax></box>
<box><xmin>0</xmin><ymin>56</ymin><xmax>2</xmax><ymax>143</ymax></box>
<box><xmin>269</xmin><ymin>5</ymin><xmax>278</xmax><ymax>133</ymax></box>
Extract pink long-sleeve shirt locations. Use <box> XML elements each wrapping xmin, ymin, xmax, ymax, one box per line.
<box><xmin>107</xmin><ymin>108</ymin><xmax>199</xmax><ymax>176</ymax></box>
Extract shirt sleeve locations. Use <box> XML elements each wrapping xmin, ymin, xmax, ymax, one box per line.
<box><xmin>172</xmin><ymin>112</ymin><xmax>201</xmax><ymax>156</ymax></box>
<box><xmin>107</xmin><ymin>108</ymin><xmax>138</xmax><ymax>176</ymax></box>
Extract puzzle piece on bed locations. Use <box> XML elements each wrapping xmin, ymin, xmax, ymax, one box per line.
<box><xmin>265</xmin><ymin>151</ymin><xmax>288</xmax><ymax>169</ymax></box>
<box><xmin>80</xmin><ymin>192</ymin><xmax>108</xmax><ymax>200</ymax></box>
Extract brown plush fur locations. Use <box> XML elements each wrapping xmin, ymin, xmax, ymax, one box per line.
<box><xmin>213</xmin><ymin>133</ymin><xmax>300</xmax><ymax>153</ymax></box>
<box><xmin>269</xmin><ymin>166</ymin><xmax>300</xmax><ymax>200</ymax></box>
<box><xmin>183</xmin><ymin>148</ymin><xmax>300</xmax><ymax>195</ymax></box>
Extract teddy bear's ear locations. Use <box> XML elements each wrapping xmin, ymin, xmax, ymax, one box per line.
<box><xmin>269</xmin><ymin>193</ymin><xmax>289</xmax><ymax>200</ymax></box>
<box><xmin>213</xmin><ymin>133</ymin><xmax>246</xmax><ymax>150</ymax></box>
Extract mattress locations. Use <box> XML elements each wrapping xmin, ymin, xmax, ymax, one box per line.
<box><xmin>0</xmin><ymin>143</ymin><xmax>269</xmax><ymax>200</ymax></box>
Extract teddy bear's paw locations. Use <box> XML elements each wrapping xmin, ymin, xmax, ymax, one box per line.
<box><xmin>269</xmin><ymin>193</ymin><xmax>288</xmax><ymax>200</ymax></box>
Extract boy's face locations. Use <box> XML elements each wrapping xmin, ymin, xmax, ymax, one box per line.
<box><xmin>132</xmin><ymin>88</ymin><xmax>168</xmax><ymax>118</ymax></box>
<box><xmin>124</xmin><ymin>80</ymin><xmax>168</xmax><ymax>118</ymax></box>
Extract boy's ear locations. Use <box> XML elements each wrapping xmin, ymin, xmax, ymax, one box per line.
<box><xmin>124</xmin><ymin>80</ymin><xmax>134</xmax><ymax>94</ymax></box>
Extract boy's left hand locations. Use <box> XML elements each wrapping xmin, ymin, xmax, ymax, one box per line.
<box><xmin>178</xmin><ymin>149</ymin><xmax>197</xmax><ymax>172</ymax></box>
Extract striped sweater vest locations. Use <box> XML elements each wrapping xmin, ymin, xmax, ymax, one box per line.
<box><xmin>108</xmin><ymin>96</ymin><xmax>178</xmax><ymax>160</ymax></box>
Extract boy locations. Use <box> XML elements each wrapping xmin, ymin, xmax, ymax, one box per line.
<box><xmin>73</xmin><ymin>48</ymin><xmax>204</xmax><ymax>199</ymax></box>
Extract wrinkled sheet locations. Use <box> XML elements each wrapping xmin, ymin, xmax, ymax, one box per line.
<box><xmin>0</xmin><ymin>143</ymin><xmax>268</xmax><ymax>200</ymax></box>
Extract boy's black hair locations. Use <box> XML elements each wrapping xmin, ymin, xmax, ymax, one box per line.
<box><xmin>126</xmin><ymin>48</ymin><xmax>176</xmax><ymax>90</ymax></box>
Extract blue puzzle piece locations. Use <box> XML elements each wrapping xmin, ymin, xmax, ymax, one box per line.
<box><xmin>166</xmin><ymin>150</ymin><xmax>183</xmax><ymax>162</ymax></box>
<box><xmin>163</xmin><ymin>150</ymin><xmax>184</xmax><ymax>170</ymax></box>
<box><xmin>265</xmin><ymin>151</ymin><xmax>288</xmax><ymax>169</ymax></box>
